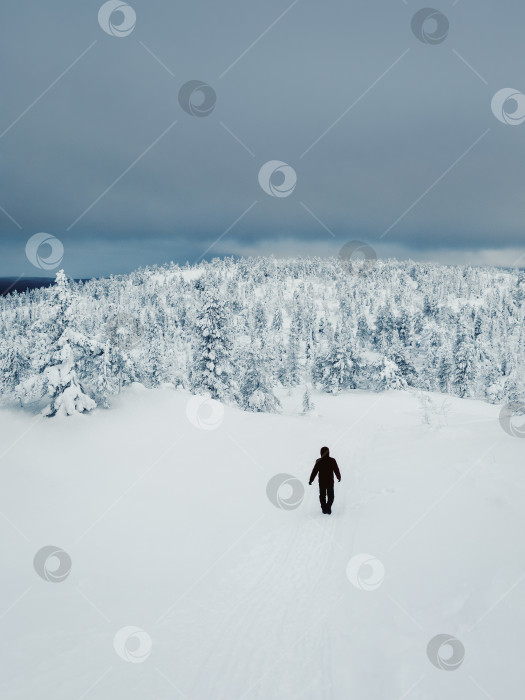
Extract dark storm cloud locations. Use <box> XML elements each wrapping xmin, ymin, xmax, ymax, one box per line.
<box><xmin>1</xmin><ymin>0</ymin><xmax>525</xmax><ymax>278</ymax></box>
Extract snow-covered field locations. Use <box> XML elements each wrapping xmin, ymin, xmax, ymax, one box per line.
<box><xmin>1</xmin><ymin>386</ymin><xmax>524</xmax><ymax>699</ymax></box>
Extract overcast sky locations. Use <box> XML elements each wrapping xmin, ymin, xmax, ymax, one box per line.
<box><xmin>1</xmin><ymin>0</ymin><xmax>525</xmax><ymax>278</ymax></box>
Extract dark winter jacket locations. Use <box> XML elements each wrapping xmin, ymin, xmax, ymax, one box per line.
<box><xmin>309</xmin><ymin>456</ymin><xmax>341</xmax><ymax>485</ymax></box>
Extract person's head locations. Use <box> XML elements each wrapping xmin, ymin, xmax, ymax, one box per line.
<box><xmin>320</xmin><ymin>446</ymin><xmax>329</xmax><ymax>457</ymax></box>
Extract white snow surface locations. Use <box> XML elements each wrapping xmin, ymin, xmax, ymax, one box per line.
<box><xmin>0</xmin><ymin>387</ymin><xmax>524</xmax><ymax>699</ymax></box>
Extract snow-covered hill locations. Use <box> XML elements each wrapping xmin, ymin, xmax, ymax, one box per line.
<box><xmin>1</xmin><ymin>257</ymin><xmax>524</xmax><ymax>416</ymax></box>
<box><xmin>1</xmin><ymin>386</ymin><xmax>523</xmax><ymax>699</ymax></box>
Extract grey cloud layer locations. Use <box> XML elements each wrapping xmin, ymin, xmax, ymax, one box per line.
<box><xmin>1</xmin><ymin>0</ymin><xmax>524</xmax><ymax>277</ymax></box>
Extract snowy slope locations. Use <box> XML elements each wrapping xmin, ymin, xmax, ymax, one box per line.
<box><xmin>0</xmin><ymin>386</ymin><xmax>524</xmax><ymax>699</ymax></box>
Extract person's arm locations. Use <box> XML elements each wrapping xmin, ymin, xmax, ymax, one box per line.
<box><xmin>309</xmin><ymin>462</ymin><xmax>319</xmax><ymax>485</ymax></box>
<box><xmin>333</xmin><ymin>460</ymin><xmax>341</xmax><ymax>482</ymax></box>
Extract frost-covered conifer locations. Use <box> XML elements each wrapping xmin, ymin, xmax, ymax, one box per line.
<box><xmin>377</xmin><ymin>356</ymin><xmax>407</xmax><ymax>390</ymax></box>
<box><xmin>271</xmin><ymin>308</ymin><xmax>283</xmax><ymax>332</ymax></box>
<box><xmin>190</xmin><ymin>284</ymin><xmax>236</xmax><ymax>401</ymax></box>
<box><xmin>312</xmin><ymin>331</ymin><xmax>361</xmax><ymax>394</ymax></box>
<box><xmin>239</xmin><ymin>350</ymin><xmax>280</xmax><ymax>413</ymax></box>
<box><xmin>29</xmin><ymin>271</ymin><xmax>101</xmax><ymax>416</ymax></box>
<box><xmin>301</xmin><ymin>386</ymin><xmax>315</xmax><ymax>413</ymax></box>
<box><xmin>453</xmin><ymin>326</ymin><xmax>476</xmax><ymax>398</ymax></box>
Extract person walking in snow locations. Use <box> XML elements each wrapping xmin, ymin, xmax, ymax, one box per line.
<box><xmin>309</xmin><ymin>446</ymin><xmax>341</xmax><ymax>514</ymax></box>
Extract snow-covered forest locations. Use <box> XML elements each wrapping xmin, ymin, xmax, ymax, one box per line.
<box><xmin>1</xmin><ymin>257</ymin><xmax>523</xmax><ymax>416</ymax></box>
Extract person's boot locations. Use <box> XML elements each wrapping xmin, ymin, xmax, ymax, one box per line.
<box><xmin>326</xmin><ymin>506</ymin><xmax>332</xmax><ymax>514</ymax></box>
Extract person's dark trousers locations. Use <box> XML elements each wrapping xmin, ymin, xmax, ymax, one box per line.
<box><xmin>319</xmin><ymin>482</ymin><xmax>334</xmax><ymax>513</ymax></box>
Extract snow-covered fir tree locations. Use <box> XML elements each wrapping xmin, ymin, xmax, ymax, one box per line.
<box><xmin>17</xmin><ymin>271</ymin><xmax>101</xmax><ymax>416</ymax></box>
<box><xmin>312</xmin><ymin>330</ymin><xmax>362</xmax><ymax>394</ymax></box>
<box><xmin>190</xmin><ymin>282</ymin><xmax>237</xmax><ymax>401</ymax></box>
<box><xmin>377</xmin><ymin>356</ymin><xmax>407</xmax><ymax>390</ymax></box>
<box><xmin>239</xmin><ymin>349</ymin><xmax>280</xmax><ymax>413</ymax></box>
<box><xmin>302</xmin><ymin>386</ymin><xmax>315</xmax><ymax>413</ymax></box>
<box><xmin>453</xmin><ymin>325</ymin><xmax>476</xmax><ymax>398</ymax></box>
<box><xmin>387</xmin><ymin>346</ymin><xmax>417</xmax><ymax>387</ymax></box>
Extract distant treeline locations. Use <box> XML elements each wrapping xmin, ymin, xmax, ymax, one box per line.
<box><xmin>0</xmin><ymin>257</ymin><xmax>523</xmax><ymax>416</ymax></box>
<box><xmin>0</xmin><ymin>277</ymin><xmax>90</xmax><ymax>296</ymax></box>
